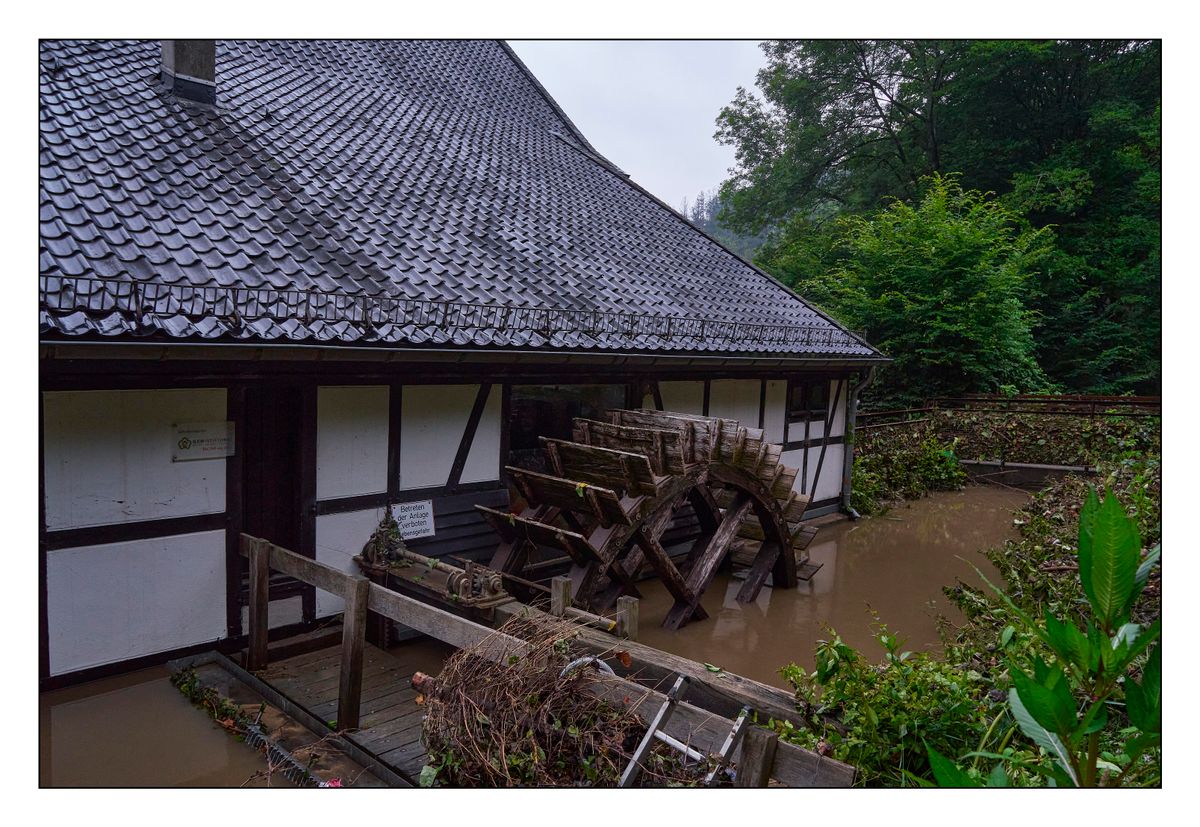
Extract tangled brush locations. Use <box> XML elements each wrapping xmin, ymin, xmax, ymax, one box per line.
<box><xmin>417</xmin><ymin>614</ymin><xmax>709</xmax><ymax>787</ymax></box>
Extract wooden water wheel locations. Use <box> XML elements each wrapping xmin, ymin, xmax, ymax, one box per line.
<box><xmin>478</xmin><ymin>409</ymin><xmax>818</xmax><ymax>631</ymax></box>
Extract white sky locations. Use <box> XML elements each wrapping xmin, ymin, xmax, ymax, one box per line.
<box><xmin>508</xmin><ymin>40</ymin><xmax>765</xmax><ymax>211</ymax></box>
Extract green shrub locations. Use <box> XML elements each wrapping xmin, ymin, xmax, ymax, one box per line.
<box><xmin>776</xmin><ymin>624</ymin><xmax>1000</xmax><ymax>787</ymax></box>
<box><xmin>850</xmin><ymin>427</ymin><xmax>966</xmax><ymax>514</ymax></box>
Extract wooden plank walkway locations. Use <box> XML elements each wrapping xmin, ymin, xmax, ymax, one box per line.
<box><xmin>260</xmin><ymin>639</ymin><xmax>453</xmax><ymax>781</ymax></box>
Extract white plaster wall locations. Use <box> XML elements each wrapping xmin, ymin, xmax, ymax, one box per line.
<box><xmin>45</xmin><ymin>530</ymin><xmax>227</xmax><ymax>675</ymax></box>
<box><xmin>316</xmin><ymin>385</ymin><xmax>389</xmax><ymax>500</ymax></box>
<box><xmin>658</xmin><ymin>381</ymin><xmax>705</xmax><ymax>415</ymax></box>
<box><xmin>314</xmin><ymin>507</ymin><xmax>386</xmax><ymax>617</ymax></box>
<box><xmin>827</xmin><ymin>380</ymin><xmax>847</xmax><ymax>437</ymax></box>
<box><xmin>782</xmin><ymin>445</ymin><xmax>846</xmax><ymax>503</ymax></box>
<box><xmin>43</xmin><ymin>389</ymin><xmax>227</xmax><ymax>530</ymax></box>
<box><xmin>399</xmin><ymin>384</ymin><xmax>500</xmax><ymax>490</ymax></box>
<box><xmin>781</xmin><ymin>448</ymin><xmax>805</xmax><ymax>491</ymax></box>
<box><xmin>708</xmin><ymin>379</ymin><xmax>761</xmax><ymax>427</ymax></box>
<box><xmin>763</xmin><ymin>380</ymin><xmax>787</xmax><ymax>444</ymax></box>
<box><xmin>239</xmin><ymin>596</ymin><xmax>304</xmax><ymax>636</ymax></box>
<box><xmin>463</xmin><ymin>387</ymin><xmax>502</xmax><ymax>484</ymax></box>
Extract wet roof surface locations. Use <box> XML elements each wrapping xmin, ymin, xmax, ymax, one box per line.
<box><xmin>39</xmin><ymin>40</ymin><xmax>880</xmax><ymax>358</ymax></box>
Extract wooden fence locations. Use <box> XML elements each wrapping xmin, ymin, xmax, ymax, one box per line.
<box><xmin>238</xmin><ymin>533</ymin><xmax>855</xmax><ymax>787</ymax></box>
<box><xmin>857</xmin><ymin>394</ymin><xmax>1161</xmax><ymax>431</ymax></box>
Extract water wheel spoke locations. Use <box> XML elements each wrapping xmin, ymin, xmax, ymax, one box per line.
<box><xmin>663</xmin><ymin>493</ymin><xmax>753</xmax><ymax>631</ymax></box>
<box><xmin>735</xmin><ymin>540</ymin><xmax>781</xmax><ymax>603</ymax></box>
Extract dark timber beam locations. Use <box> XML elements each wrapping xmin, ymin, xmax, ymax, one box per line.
<box><xmin>445</xmin><ymin>383</ymin><xmax>492</xmax><ymax>492</ymax></box>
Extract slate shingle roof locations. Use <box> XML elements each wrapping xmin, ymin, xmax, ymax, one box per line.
<box><xmin>39</xmin><ymin>39</ymin><xmax>881</xmax><ymax>359</ymax></box>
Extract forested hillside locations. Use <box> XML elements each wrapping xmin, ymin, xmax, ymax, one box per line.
<box><xmin>711</xmin><ymin>40</ymin><xmax>1160</xmax><ymax>405</ymax></box>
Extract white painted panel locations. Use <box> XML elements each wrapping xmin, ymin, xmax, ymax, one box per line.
<box><xmin>314</xmin><ymin>508</ymin><xmax>386</xmax><ymax>617</ymax></box>
<box><xmin>797</xmin><ymin>418</ymin><xmax>827</xmax><ymax>442</ymax></box>
<box><xmin>46</xmin><ymin>530</ymin><xmax>226</xmax><ymax>675</ymax></box>
<box><xmin>763</xmin><ymin>380</ymin><xmax>787</xmax><ymax>444</ymax></box>
<box><xmin>399</xmin><ymin>384</ymin><xmax>481</xmax><ymax>490</ymax></box>
<box><xmin>239</xmin><ymin>596</ymin><xmax>303</xmax><ymax>635</ymax></box>
<box><xmin>813</xmin><ymin>444</ymin><xmax>846</xmax><ymax>501</ymax></box>
<box><xmin>782</xmin><ymin>448</ymin><xmax>805</xmax><ymax>491</ymax></box>
<box><xmin>708</xmin><ymin>380</ymin><xmax>760</xmax><ymax>427</ymax></box>
<box><xmin>461</xmin><ymin>385</ymin><xmax>502</xmax><ymax>485</ymax></box>
<box><xmin>783</xmin><ymin>446</ymin><xmax>846</xmax><ymax>503</ymax></box>
<box><xmin>658</xmin><ymin>381</ymin><xmax>704</xmax><ymax>415</ymax></box>
<box><xmin>43</xmin><ymin>389</ymin><xmax>227</xmax><ymax>530</ymax></box>
<box><xmin>316</xmin><ymin>385</ymin><xmax>389</xmax><ymax>500</ymax></box>
<box><xmin>828</xmin><ymin>380</ymin><xmax>847</xmax><ymax>437</ymax></box>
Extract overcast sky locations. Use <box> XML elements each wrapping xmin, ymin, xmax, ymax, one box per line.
<box><xmin>508</xmin><ymin>41</ymin><xmax>765</xmax><ymax>211</ymax></box>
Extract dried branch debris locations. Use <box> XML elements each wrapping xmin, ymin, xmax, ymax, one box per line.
<box><xmin>418</xmin><ymin>614</ymin><xmax>712</xmax><ymax>787</ymax></box>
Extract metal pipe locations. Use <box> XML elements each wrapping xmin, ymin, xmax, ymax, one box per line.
<box><xmin>841</xmin><ymin>366</ymin><xmax>877</xmax><ymax>516</ymax></box>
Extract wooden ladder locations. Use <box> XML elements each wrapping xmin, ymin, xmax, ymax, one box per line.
<box><xmin>618</xmin><ymin>674</ymin><xmax>752</xmax><ymax>787</ymax></box>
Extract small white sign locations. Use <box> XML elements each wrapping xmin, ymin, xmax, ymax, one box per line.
<box><xmin>172</xmin><ymin>421</ymin><xmax>235</xmax><ymax>462</ymax></box>
<box><xmin>396</xmin><ymin>499</ymin><xmax>436</xmax><ymax>540</ymax></box>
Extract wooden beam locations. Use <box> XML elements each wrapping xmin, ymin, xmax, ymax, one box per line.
<box><xmin>663</xmin><ymin>494</ymin><xmax>753</xmax><ymax>630</ymax></box>
<box><xmin>224</xmin><ymin>382</ymin><xmax>245</xmax><ymax>639</ymax></box>
<box><xmin>247</xmin><ymin>537</ymin><xmax>270</xmax><ymax>671</ymax></box>
<box><xmin>633</xmin><ymin>527</ymin><xmax>706</xmax><ymax>624</ymax></box>
<box><xmin>616</xmin><ymin>595</ymin><xmax>638</xmax><ymax>640</ymax></box>
<box><xmin>807</xmin><ymin>378</ymin><xmax>846</xmax><ymax>507</ymax></box>
<box><xmin>337</xmin><ymin>576</ymin><xmax>370</xmax><ymax>730</ymax></box>
<box><xmin>735</xmin><ymin>539</ymin><xmax>781</xmax><ymax>604</ymax></box>
<box><xmin>494</xmin><ymin>600</ymin><xmax>797</xmax><ymax>723</ymax></box>
<box><xmin>736</xmin><ymin>726</ymin><xmax>779</xmax><ymax>787</ymax></box>
<box><xmin>445</xmin><ymin>383</ymin><xmax>492</xmax><ymax>492</ymax></box>
<box><xmin>299</xmin><ymin>384</ymin><xmax>318</xmax><ymax>622</ymax></box>
<box><xmin>550</xmin><ymin>576</ymin><xmax>571</xmax><ymax>617</ymax></box>
<box><xmin>758</xmin><ymin>380</ymin><xmax>767</xmax><ymax>430</ymax></box>
<box><xmin>387</xmin><ymin>383</ymin><xmax>402</xmax><ymax>500</ymax></box>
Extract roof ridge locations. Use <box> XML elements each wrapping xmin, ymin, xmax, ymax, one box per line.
<box><xmin>493</xmin><ymin>40</ymin><xmax>877</xmax><ymax>357</ymax></box>
<box><xmin>495</xmin><ymin>41</ymin><xmax>626</xmax><ymax>175</ymax></box>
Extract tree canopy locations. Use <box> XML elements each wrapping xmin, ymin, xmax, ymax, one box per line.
<box><xmin>715</xmin><ymin>40</ymin><xmax>1161</xmax><ymax>398</ymax></box>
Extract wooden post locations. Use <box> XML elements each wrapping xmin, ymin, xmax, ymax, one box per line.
<box><xmin>550</xmin><ymin>575</ymin><xmax>571</xmax><ymax>617</ymax></box>
<box><xmin>336</xmin><ymin>576</ymin><xmax>370</xmax><ymax>731</ymax></box>
<box><xmin>247</xmin><ymin>537</ymin><xmax>270</xmax><ymax>672</ymax></box>
<box><xmin>735</xmin><ymin>726</ymin><xmax>779</xmax><ymax>787</ymax></box>
<box><xmin>616</xmin><ymin>595</ymin><xmax>639</xmax><ymax>641</ymax></box>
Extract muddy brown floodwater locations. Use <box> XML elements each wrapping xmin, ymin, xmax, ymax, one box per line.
<box><xmin>638</xmin><ymin>486</ymin><xmax>1029</xmax><ymax>689</ymax></box>
<box><xmin>39</xmin><ymin>666</ymin><xmax>285</xmax><ymax>787</ymax></box>
<box><xmin>40</xmin><ymin>638</ymin><xmax>453</xmax><ymax>788</ymax></box>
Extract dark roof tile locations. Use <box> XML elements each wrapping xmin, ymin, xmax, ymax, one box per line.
<box><xmin>39</xmin><ymin>39</ymin><xmax>880</xmax><ymax>359</ymax></box>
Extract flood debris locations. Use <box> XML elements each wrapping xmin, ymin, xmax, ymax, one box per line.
<box><xmin>417</xmin><ymin>614</ymin><xmax>716</xmax><ymax>787</ymax></box>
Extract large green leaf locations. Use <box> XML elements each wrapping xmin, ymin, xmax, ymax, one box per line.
<box><xmin>926</xmin><ymin>746</ymin><xmax>981</xmax><ymax>788</ymax></box>
<box><xmin>1133</xmin><ymin>543</ymin><xmax>1161</xmax><ymax>600</ymax></box>
<box><xmin>1011</xmin><ymin>666</ymin><xmax>1077</xmax><ymax>737</ymax></box>
<box><xmin>986</xmin><ymin>763</ymin><xmax>1010</xmax><ymax>787</ymax></box>
<box><xmin>1077</xmin><ymin>487</ymin><xmax>1101</xmax><ymax>611</ymax></box>
<box><xmin>1008</xmin><ymin>688</ymin><xmax>1079</xmax><ymax>785</ymax></box>
<box><xmin>1043</xmin><ymin>612</ymin><xmax>1091</xmax><ymax>675</ymax></box>
<box><xmin>1125</xmin><ymin>645</ymin><xmax>1161</xmax><ymax>735</ymax></box>
<box><xmin>1078</xmin><ymin>490</ymin><xmax>1141</xmax><ymax>631</ymax></box>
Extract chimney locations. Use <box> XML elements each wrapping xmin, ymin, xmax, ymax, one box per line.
<box><xmin>161</xmin><ymin>40</ymin><xmax>216</xmax><ymax>104</ymax></box>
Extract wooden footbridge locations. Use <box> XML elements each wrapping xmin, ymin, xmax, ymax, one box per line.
<box><xmin>179</xmin><ymin>409</ymin><xmax>852</xmax><ymax>787</ymax></box>
<box><xmin>211</xmin><ymin>530</ymin><xmax>853</xmax><ymax>787</ymax></box>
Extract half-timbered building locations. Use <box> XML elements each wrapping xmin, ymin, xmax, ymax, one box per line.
<box><xmin>38</xmin><ymin>39</ymin><xmax>886</xmax><ymax>684</ymax></box>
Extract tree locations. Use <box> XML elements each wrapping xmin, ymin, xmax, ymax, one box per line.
<box><xmin>717</xmin><ymin>40</ymin><xmax>1161</xmax><ymax>396</ymax></box>
<box><xmin>768</xmin><ymin>175</ymin><xmax>1052</xmax><ymax>406</ymax></box>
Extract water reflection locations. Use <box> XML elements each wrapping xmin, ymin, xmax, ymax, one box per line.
<box><xmin>638</xmin><ymin>486</ymin><xmax>1028</xmax><ymax>688</ymax></box>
